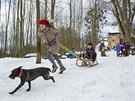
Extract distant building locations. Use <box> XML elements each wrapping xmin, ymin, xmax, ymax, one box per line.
<box><xmin>108</xmin><ymin>32</ymin><xmax>123</xmax><ymax>48</ymax></box>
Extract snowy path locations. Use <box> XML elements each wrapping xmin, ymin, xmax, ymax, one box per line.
<box><xmin>0</xmin><ymin>51</ymin><xmax>135</xmax><ymax>101</ymax></box>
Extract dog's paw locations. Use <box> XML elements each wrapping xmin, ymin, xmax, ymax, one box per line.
<box><xmin>9</xmin><ymin>92</ymin><xmax>14</xmax><ymax>94</ymax></box>
<box><xmin>51</xmin><ymin>77</ymin><xmax>55</xmax><ymax>83</ymax></box>
<box><xmin>52</xmin><ymin>80</ymin><xmax>55</xmax><ymax>83</ymax></box>
<box><xmin>26</xmin><ymin>89</ymin><xmax>30</xmax><ymax>92</ymax></box>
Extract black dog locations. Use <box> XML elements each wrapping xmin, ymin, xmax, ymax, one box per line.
<box><xmin>9</xmin><ymin>66</ymin><xmax>55</xmax><ymax>94</ymax></box>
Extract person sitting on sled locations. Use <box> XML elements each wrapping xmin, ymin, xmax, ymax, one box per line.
<box><xmin>86</xmin><ymin>43</ymin><xmax>97</xmax><ymax>63</ymax></box>
<box><xmin>67</xmin><ymin>48</ymin><xmax>76</xmax><ymax>58</ymax></box>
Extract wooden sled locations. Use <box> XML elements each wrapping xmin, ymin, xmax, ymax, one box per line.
<box><xmin>76</xmin><ymin>58</ymin><xmax>98</xmax><ymax>67</ymax></box>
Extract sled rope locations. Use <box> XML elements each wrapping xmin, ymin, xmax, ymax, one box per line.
<box><xmin>59</xmin><ymin>43</ymin><xmax>78</xmax><ymax>58</ymax></box>
<box><xmin>59</xmin><ymin>43</ymin><xmax>71</xmax><ymax>52</ymax></box>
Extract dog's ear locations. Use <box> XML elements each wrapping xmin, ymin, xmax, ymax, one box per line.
<box><xmin>18</xmin><ymin>66</ymin><xmax>23</xmax><ymax>70</ymax></box>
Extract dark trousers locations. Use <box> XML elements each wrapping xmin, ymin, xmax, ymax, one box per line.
<box><xmin>101</xmin><ymin>51</ymin><xmax>106</xmax><ymax>56</ymax></box>
<box><xmin>92</xmin><ymin>53</ymin><xmax>97</xmax><ymax>61</ymax></box>
<box><xmin>47</xmin><ymin>51</ymin><xmax>64</xmax><ymax>68</ymax></box>
<box><xmin>116</xmin><ymin>52</ymin><xmax>120</xmax><ymax>57</ymax></box>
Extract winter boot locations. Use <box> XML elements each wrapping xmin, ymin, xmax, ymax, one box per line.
<box><xmin>59</xmin><ymin>67</ymin><xmax>66</xmax><ymax>74</ymax></box>
<box><xmin>52</xmin><ymin>65</ymin><xmax>58</xmax><ymax>73</ymax></box>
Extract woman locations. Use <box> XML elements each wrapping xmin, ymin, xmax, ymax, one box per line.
<box><xmin>38</xmin><ymin>19</ymin><xmax>66</xmax><ymax>74</ymax></box>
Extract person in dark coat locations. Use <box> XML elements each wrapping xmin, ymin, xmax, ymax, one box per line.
<box><xmin>86</xmin><ymin>43</ymin><xmax>97</xmax><ymax>62</ymax></box>
<box><xmin>125</xmin><ymin>42</ymin><xmax>130</xmax><ymax>56</ymax></box>
<box><xmin>99</xmin><ymin>42</ymin><xmax>106</xmax><ymax>56</ymax></box>
<box><xmin>127</xmin><ymin>42</ymin><xmax>131</xmax><ymax>55</ymax></box>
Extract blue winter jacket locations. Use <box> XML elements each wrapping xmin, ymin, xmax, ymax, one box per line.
<box><xmin>115</xmin><ymin>45</ymin><xmax>121</xmax><ymax>52</ymax></box>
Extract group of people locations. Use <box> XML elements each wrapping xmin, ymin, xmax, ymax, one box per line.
<box><xmin>38</xmin><ymin>19</ymin><xmax>99</xmax><ymax>74</ymax></box>
<box><xmin>38</xmin><ymin>18</ymin><xmax>133</xmax><ymax>74</ymax></box>
<box><xmin>115</xmin><ymin>42</ymin><xmax>130</xmax><ymax>57</ymax></box>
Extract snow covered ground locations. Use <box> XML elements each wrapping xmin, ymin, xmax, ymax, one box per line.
<box><xmin>0</xmin><ymin>51</ymin><xmax>135</xmax><ymax>101</ymax></box>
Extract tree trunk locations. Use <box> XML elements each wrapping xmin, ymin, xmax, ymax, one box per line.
<box><xmin>19</xmin><ymin>0</ymin><xmax>24</xmax><ymax>57</ymax></box>
<box><xmin>4</xmin><ymin>0</ymin><xmax>11</xmax><ymax>54</ymax></box>
<box><xmin>36</xmin><ymin>0</ymin><xmax>41</xmax><ymax>64</ymax></box>
<box><xmin>44</xmin><ymin>0</ymin><xmax>47</xmax><ymax>19</ymax></box>
<box><xmin>69</xmin><ymin>0</ymin><xmax>72</xmax><ymax>49</ymax></box>
<box><xmin>51</xmin><ymin>0</ymin><xmax>55</xmax><ymax>25</ymax></box>
<box><xmin>42</xmin><ymin>0</ymin><xmax>48</xmax><ymax>57</ymax></box>
<box><xmin>12</xmin><ymin>0</ymin><xmax>17</xmax><ymax>56</ymax></box>
<box><xmin>0</xmin><ymin>0</ymin><xmax>1</xmax><ymax>22</ymax></box>
<box><xmin>111</xmin><ymin>0</ymin><xmax>134</xmax><ymax>42</ymax></box>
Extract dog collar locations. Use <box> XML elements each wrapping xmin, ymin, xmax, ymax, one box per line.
<box><xmin>18</xmin><ymin>69</ymin><xmax>23</xmax><ymax>78</ymax></box>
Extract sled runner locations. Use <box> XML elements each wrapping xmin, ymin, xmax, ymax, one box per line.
<box><xmin>76</xmin><ymin>57</ymin><xmax>98</xmax><ymax>67</ymax></box>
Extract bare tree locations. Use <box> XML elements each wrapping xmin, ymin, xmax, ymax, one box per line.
<box><xmin>0</xmin><ymin>24</ymin><xmax>4</xmax><ymax>57</ymax></box>
<box><xmin>41</xmin><ymin>0</ymin><xmax>48</xmax><ymax>57</ymax></box>
<box><xmin>19</xmin><ymin>0</ymin><xmax>25</xmax><ymax>57</ymax></box>
<box><xmin>0</xmin><ymin>0</ymin><xmax>1</xmax><ymax>22</ymax></box>
<box><xmin>44</xmin><ymin>0</ymin><xmax>48</xmax><ymax>19</ymax></box>
<box><xmin>74</xmin><ymin>0</ymin><xmax>83</xmax><ymax>50</ymax></box>
<box><xmin>36</xmin><ymin>0</ymin><xmax>41</xmax><ymax>64</ymax></box>
<box><xmin>113</xmin><ymin>0</ymin><xmax>134</xmax><ymax>41</ymax></box>
<box><xmin>4</xmin><ymin>0</ymin><xmax>11</xmax><ymax>53</ymax></box>
<box><xmin>15</xmin><ymin>0</ymin><xmax>20</xmax><ymax>57</ymax></box>
<box><xmin>106</xmin><ymin>0</ymin><xmax>135</xmax><ymax>42</ymax></box>
<box><xmin>85</xmin><ymin>0</ymin><xmax>105</xmax><ymax>46</ymax></box>
<box><xmin>0</xmin><ymin>0</ymin><xmax>85</xmax><ymax>57</ymax></box>
<box><xmin>51</xmin><ymin>0</ymin><xmax>56</xmax><ymax>25</ymax></box>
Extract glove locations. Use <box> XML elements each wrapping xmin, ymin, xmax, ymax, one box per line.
<box><xmin>89</xmin><ymin>58</ymin><xmax>93</xmax><ymax>61</ymax></box>
<box><xmin>43</xmin><ymin>40</ymin><xmax>48</xmax><ymax>45</ymax></box>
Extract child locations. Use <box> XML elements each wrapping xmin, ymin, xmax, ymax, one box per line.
<box><xmin>99</xmin><ymin>42</ymin><xmax>106</xmax><ymax>56</ymax></box>
<box><xmin>101</xmin><ymin>47</ymin><xmax>106</xmax><ymax>56</ymax></box>
<box><xmin>120</xmin><ymin>44</ymin><xmax>125</xmax><ymax>57</ymax></box>
<box><xmin>115</xmin><ymin>44</ymin><xmax>121</xmax><ymax>57</ymax></box>
<box><xmin>67</xmin><ymin>48</ymin><xmax>76</xmax><ymax>58</ymax></box>
<box><xmin>86</xmin><ymin>43</ymin><xmax>97</xmax><ymax>62</ymax></box>
<box><xmin>38</xmin><ymin>19</ymin><xmax>66</xmax><ymax>74</ymax></box>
